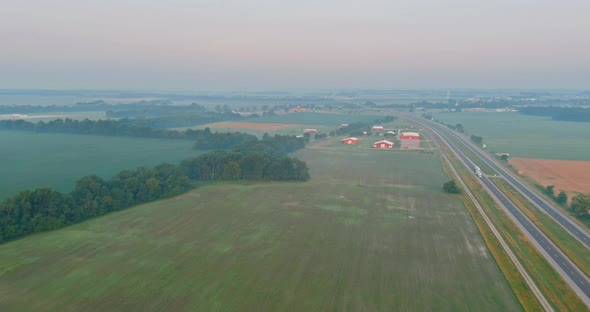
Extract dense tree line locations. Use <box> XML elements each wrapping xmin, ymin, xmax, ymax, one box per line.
<box><xmin>519</xmin><ymin>106</ymin><xmax>590</xmax><ymax>122</ymax></box>
<box><xmin>470</xmin><ymin>135</ymin><xmax>483</xmax><ymax>145</ymax></box>
<box><xmin>0</xmin><ymin>100</ymin><xmax>208</xmax><ymax>115</ymax></box>
<box><xmin>105</xmin><ymin>102</ymin><xmax>208</xmax><ymax>118</ymax></box>
<box><xmin>0</xmin><ymin>119</ymin><xmax>258</xmax><ymax>150</ymax></box>
<box><xmin>410</xmin><ymin>99</ymin><xmax>590</xmax><ymax>110</ymax></box>
<box><xmin>0</xmin><ymin>140</ymin><xmax>309</xmax><ymax>244</ymax></box>
<box><xmin>544</xmin><ymin>185</ymin><xmax>568</xmax><ymax>206</ymax></box>
<box><xmin>182</xmin><ymin>148</ymin><xmax>309</xmax><ymax>182</ymax></box>
<box><xmin>109</xmin><ymin>113</ymin><xmax>242</xmax><ymax>128</ymax></box>
<box><xmin>0</xmin><ymin>163</ymin><xmax>192</xmax><ymax>243</ymax></box>
<box><xmin>571</xmin><ymin>194</ymin><xmax>590</xmax><ymax>216</ymax></box>
<box><xmin>193</xmin><ymin>127</ymin><xmax>258</xmax><ymax>149</ymax></box>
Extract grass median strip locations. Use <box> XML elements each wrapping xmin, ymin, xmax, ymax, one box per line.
<box><xmin>439</xmin><ymin>155</ymin><xmax>540</xmax><ymax>311</ymax></box>
<box><xmin>491</xmin><ymin>177</ymin><xmax>590</xmax><ymax>278</ymax></box>
<box><xmin>430</xmin><ymin>125</ymin><xmax>496</xmax><ymax>175</ymax></box>
<box><xmin>439</xmin><ymin>134</ymin><xmax>586</xmax><ymax>311</ymax></box>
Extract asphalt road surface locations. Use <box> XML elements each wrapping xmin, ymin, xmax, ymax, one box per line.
<box><xmin>412</xmin><ymin>117</ymin><xmax>590</xmax><ymax>304</ymax></box>
<box><xmin>440</xmin><ymin>124</ymin><xmax>590</xmax><ymax>250</ymax></box>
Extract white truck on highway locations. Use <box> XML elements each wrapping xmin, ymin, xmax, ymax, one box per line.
<box><xmin>474</xmin><ymin>165</ymin><xmax>483</xmax><ymax>178</ymax></box>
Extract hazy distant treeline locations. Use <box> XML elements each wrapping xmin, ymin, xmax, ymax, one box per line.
<box><xmin>519</xmin><ymin>106</ymin><xmax>590</xmax><ymax>122</ymax></box>
<box><xmin>0</xmin><ymin>138</ymin><xmax>309</xmax><ymax>244</ymax></box>
<box><xmin>109</xmin><ymin>113</ymin><xmax>241</xmax><ymax>128</ymax></box>
<box><xmin>0</xmin><ymin>118</ymin><xmax>259</xmax><ymax>149</ymax></box>
<box><xmin>408</xmin><ymin>99</ymin><xmax>590</xmax><ymax>110</ymax></box>
<box><xmin>0</xmin><ymin>100</ymin><xmax>203</xmax><ymax>114</ymax></box>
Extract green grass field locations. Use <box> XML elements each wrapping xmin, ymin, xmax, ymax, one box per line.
<box><xmin>174</xmin><ymin>112</ymin><xmax>395</xmax><ymax>138</ymax></box>
<box><xmin>0</xmin><ymin>137</ymin><xmax>520</xmax><ymax>311</ymax></box>
<box><xmin>254</xmin><ymin>111</ymin><xmax>383</xmax><ymax>126</ymax></box>
<box><xmin>173</xmin><ymin>123</ymin><xmax>335</xmax><ymax>139</ymax></box>
<box><xmin>0</xmin><ymin>131</ymin><xmax>201</xmax><ymax>199</ymax></box>
<box><xmin>431</xmin><ymin>111</ymin><xmax>590</xmax><ymax>160</ymax></box>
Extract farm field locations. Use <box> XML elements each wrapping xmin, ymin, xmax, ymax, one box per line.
<box><xmin>201</xmin><ymin>121</ymin><xmax>297</xmax><ymax>131</ymax></box>
<box><xmin>0</xmin><ymin>137</ymin><xmax>520</xmax><ymax>311</ymax></box>
<box><xmin>0</xmin><ymin>131</ymin><xmax>200</xmax><ymax>200</ymax></box>
<box><xmin>175</xmin><ymin>112</ymin><xmax>393</xmax><ymax>137</ymax></box>
<box><xmin>254</xmin><ymin>111</ymin><xmax>383</xmax><ymax>126</ymax></box>
<box><xmin>173</xmin><ymin>121</ymin><xmax>330</xmax><ymax>137</ymax></box>
<box><xmin>0</xmin><ymin>111</ymin><xmax>107</xmax><ymax>122</ymax></box>
<box><xmin>430</xmin><ymin>111</ymin><xmax>590</xmax><ymax>160</ymax></box>
<box><xmin>510</xmin><ymin>157</ymin><xmax>590</xmax><ymax>197</ymax></box>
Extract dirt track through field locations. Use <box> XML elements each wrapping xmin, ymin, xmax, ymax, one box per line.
<box><xmin>510</xmin><ymin>157</ymin><xmax>590</xmax><ymax>195</ymax></box>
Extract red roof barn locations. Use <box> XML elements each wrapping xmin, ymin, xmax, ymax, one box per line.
<box><xmin>341</xmin><ymin>137</ymin><xmax>360</xmax><ymax>144</ymax></box>
<box><xmin>373</xmin><ymin>140</ymin><xmax>394</xmax><ymax>149</ymax></box>
<box><xmin>304</xmin><ymin>129</ymin><xmax>318</xmax><ymax>133</ymax></box>
<box><xmin>400</xmin><ymin>131</ymin><xmax>420</xmax><ymax>140</ymax></box>
<box><xmin>372</xmin><ymin>125</ymin><xmax>384</xmax><ymax>131</ymax></box>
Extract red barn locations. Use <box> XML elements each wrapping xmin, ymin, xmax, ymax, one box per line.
<box><xmin>341</xmin><ymin>137</ymin><xmax>360</xmax><ymax>145</ymax></box>
<box><xmin>400</xmin><ymin>131</ymin><xmax>420</xmax><ymax>140</ymax></box>
<box><xmin>372</xmin><ymin>125</ymin><xmax>384</xmax><ymax>131</ymax></box>
<box><xmin>373</xmin><ymin>140</ymin><xmax>394</xmax><ymax>149</ymax></box>
<box><xmin>304</xmin><ymin>129</ymin><xmax>318</xmax><ymax>133</ymax></box>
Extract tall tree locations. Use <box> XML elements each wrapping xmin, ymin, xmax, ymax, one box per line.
<box><xmin>545</xmin><ymin>185</ymin><xmax>555</xmax><ymax>197</ymax></box>
<box><xmin>556</xmin><ymin>191</ymin><xmax>568</xmax><ymax>206</ymax></box>
<box><xmin>570</xmin><ymin>194</ymin><xmax>590</xmax><ymax>216</ymax></box>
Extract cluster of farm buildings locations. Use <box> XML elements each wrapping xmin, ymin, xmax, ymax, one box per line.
<box><xmin>341</xmin><ymin>126</ymin><xmax>421</xmax><ymax>149</ymax></box>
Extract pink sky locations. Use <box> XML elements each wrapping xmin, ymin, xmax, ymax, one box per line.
<box><xmin>1</xmin><ymin>0</ymin><xmax>589</xmax><ymax>90</ymax></box>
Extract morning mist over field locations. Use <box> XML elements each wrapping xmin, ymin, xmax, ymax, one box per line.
<box><xmin>1</xmin><ymin>0</ymin><xmax>590</xmax><ymax>90</ymax></box>
<box><xmin>2</xmin><ymin>1</ymin><xmax>590</xmax><ymax>311</ymax></box>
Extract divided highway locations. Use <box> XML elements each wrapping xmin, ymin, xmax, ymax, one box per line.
<box><xmin>409</xmin><ymin>116</ymin><xmax>590</xmax><ymax>306</ymax></box>
<box><xmin>435</xmin><ymin>122</ymin><xmax>590</xmax><ymax>249</ymax></box>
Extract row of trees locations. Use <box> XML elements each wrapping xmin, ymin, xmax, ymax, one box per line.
<box><xmin>113</xmin><ymin>112</ymin><xmax>242</xmax><ymax>128</ymax></box>
<box><xmin>542</xmin><ymin>185</ymin><xmax>590</xmax><ymax>220</ymax></box>
<box><xmin>470</xmin><ymin>135</ymin><xmax>483</xmax><ymax>145</ymax></box>
<box><xmin>182</xmin><ymin>150</ymin><xmax>309</xmax><ymax>182</ymax></box>
<box><xmin>519</xmin><ymin>106</ymin><xmax>590</xmax><ymax>122</ymax></box>
<box><xmin>571</xmin><ymin>194</ymin><xmax>590</xmax><ymax>216</ymax></box>
<box><xmin>544</xmin><ymin>185</ymin><xmax>568</xmax><ymax>206</ymax></box>
<box><xmin>0</xmin><ymin>139</ymin><xmax>309</xmax><ymax>244</ymax></box>
<box><xmin>544</xmin><ymin>185</ymin><xmax>590</xmax><ymax>216</ymax></box>
<box><xmin>0</xmin><ymin>119</ymin><xmax>259</xmax><ymax>150</ymax></box>
<box><xmin>0</xmin><ymin>163</ymin><xmax>192</xmax><ymax>243</ymax></box>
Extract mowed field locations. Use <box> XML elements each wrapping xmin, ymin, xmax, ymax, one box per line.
<box><xmin>175</xmin><ymin>112</ymin><xmax>386</xmax><ymax>137</ymax></box>
<box><xmin>173</xmin><ymin>121</ymin><xmax>326</xmax><ymax>137</ymax></box>
<box><xmin>0</xmin><ymin>137</ymin><xmax>520</xmax><ymax>311</ymax></box>
<box><xmin>431</xmin><ymin>111</ymin><xmax>590</xmax><ymax>160</ymax></box>
<box><xmin>510</xmin><ymin>157</ymin><xmax>590</xmax><ymax>196</ymax></box>
<box><xmin>252</xmin><ymin>111</ymin><xmax>383</xmax><ymax>126</ymax></box>
<box><xmin>203</xmin><ymin>121</ymin><xmax>297</xmax><ymax>131</ymax></box>
<box><xmin>0</xmin><ymin>131</ymin><xmax>200</xmax><ymax>199</ymax></box>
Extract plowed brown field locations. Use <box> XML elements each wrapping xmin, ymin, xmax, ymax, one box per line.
<box><xmin>510</xmin><ymin>157</ymin><xmax>590</xmax><ymax>195</ymax></box>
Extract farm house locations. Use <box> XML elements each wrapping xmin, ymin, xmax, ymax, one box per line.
<box><xmin>400</xmin><ymin>131</ymin><xmax>420</xmax><ymax>140</ymax></box>
<box><xmin>341</xmin><ymin>137</ymin><xmax>360</xmax><ymax>144</ymax></box>
<box><xmin>373</xmin><ymin>140</ymin><xmax>394</xmax><ymax>149</ymax></box>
